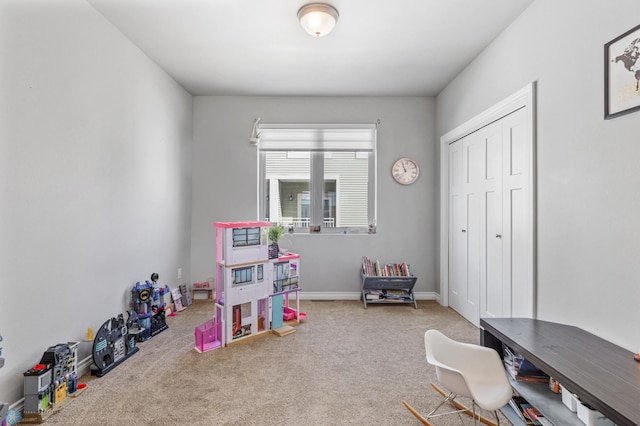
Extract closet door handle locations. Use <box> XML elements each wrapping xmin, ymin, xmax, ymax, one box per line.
<box><xmin>461</xmin><ymin>229</ymin><xmax>467</xmax><ymax>233</ymax></box>
<box><xmin>496</xmin><ymin>234</ymin><xmax>502</xmax><ymax>238</ymax></box>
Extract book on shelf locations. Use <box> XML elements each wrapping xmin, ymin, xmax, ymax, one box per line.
<box><xmin>382</xmin><ymin>289</ymin><xmax>411</xmax><ymax>299</ymax></box>
<box><xmin>364</xmin><ymin>289</ymin><xmax>411</xmax><ymax>301</ymax></box>
<box><xmin>503</xmin><ymin>344</ymin><xmax>549</xmax><ymax>384</ymax></box>
<box><xmin>509</xmin><ymin>395</ymin><xmax>535</xmax><ymax>425</ymax></box>
<box><xmin>524</xmin><ymin>406</ymin><xmax>555</xmax><ymax>426</ymax></box>
<box><xmin>361</xmin><ymin>256</ymin><xmax>413</xmax><ymax>277</ymax></box>
<box><xmin>364</xmin><ymin>290</ymin><xmax>383</xmax><ymax>300</ymax></box>
<box><xmin>509</xmin><ymin>390</ymin><xmax>554</xmax><ymax>426</ymax></box>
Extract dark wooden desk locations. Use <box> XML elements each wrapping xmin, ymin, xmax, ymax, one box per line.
<box><xmin>481</xmin><ymin>318</ymin><xmax>640</xmax><ymax>426</ymax></box>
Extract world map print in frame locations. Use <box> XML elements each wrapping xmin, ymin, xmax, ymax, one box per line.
<box><xmin>605</xmin><ymin>23</ymin><xmax>640</xmax><ymax>119</ymax></box>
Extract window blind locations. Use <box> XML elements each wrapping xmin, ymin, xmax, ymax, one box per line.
<box><xmin>257</xmin><ymin>123</ymin><xmax>376</xmax><ymax>151</ymax></box>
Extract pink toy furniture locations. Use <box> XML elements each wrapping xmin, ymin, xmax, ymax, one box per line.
<box><xmin>283</xmin><ymin>306</ymin><xmax>307</xmax><ymax>321</ymax></box>
<box><xmin>194</xmin><ymin>318</ymin><xmax>222</xmax><ymax>353</ymax></box>
<box><xmin>191</xmin><ymin>280</ymin><xmax>213</xmax><ymax>300</ymax></box>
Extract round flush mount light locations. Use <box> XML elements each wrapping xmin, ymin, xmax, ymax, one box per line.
<box><xmin>297</xmin><ymin>3</ymin><xmax>339</xmax><ymax>37</ymax></box>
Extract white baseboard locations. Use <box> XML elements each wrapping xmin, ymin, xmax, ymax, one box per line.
<box><xmin>77</xmin><ymin>354</ymin><xmax>93</xmax><ymax>377</ymax></box>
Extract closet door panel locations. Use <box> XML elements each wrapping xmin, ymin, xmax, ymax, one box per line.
<box><xmin>450</xmin><ymin>141</ymin><xmax>464</xmax><ymax>187</ymax></box>
<box><xmin>464</xmin><ymin>134</ymin><xmax>483</xmax><ymax>325</ymax></box>
<box><xmin>449</xmin><ymin>192</ymin><xmax>466</xmax><ymax>312</ymax></box>
<box><xmin>507</xmin><ymin>114</ymin><xmax>526</xmax><ymax>177</ymax></box>
<box><xmin>479</xmin><ymin>121</ymin><xmax>504</xmax><ymax>320</ymax></box>
<box><xmin>485</xmin><ymin>189</ymin><xmax>503</xmax><ymax>317</ymax></box>
<box><xmin>502</xmin><ymin>107</ymin><xmax>531</xmax><ymax>317</ymax></box>
<box><xmin>510</xmin><ymin>187</ymin><xmax>529</xmax><ymax>316</ymax></box>
<box><xmin>485</xmin><ymin>130</ymin><xmax>502</xmax><ymax>181</ymax></box>
<box><xmin>448</xmin><ymin>139</ymin><xmax>466</xmax><ymax>313</ymax></box>
<box><xmin>465</xmin><ymin>191</ymin><xmax>480</xmax><ymax>321</ymax></box>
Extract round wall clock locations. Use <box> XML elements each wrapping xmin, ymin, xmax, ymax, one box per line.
<box><xmin>391</xmin><ymin>157</ymin><xmax>419</xmax><ymax>185</ymax></box>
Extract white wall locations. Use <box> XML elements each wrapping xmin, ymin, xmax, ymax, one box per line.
<box><xmin>437</xmin><ymin>0</ymin><xmax>640</xmax><ymax>351</ymax></box>
<box><xmin>0</xmin><ymin>0</ymin><xmax>193</xmax><ymax>403</ymax></box>
<box><xmin>192</xmin><ymin>96</ymin><xmax>437</xmax><ymax>297</ymax></box>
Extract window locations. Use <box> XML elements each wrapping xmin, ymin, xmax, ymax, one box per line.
<box><xmin>233</xmin><ymin>266</ymin><xmax>253</xmax><ymax>285</ymax></box>
<box><xmin>257</xmin><ymin>124</ymin><xmax>376</xmax><ymax>234</ymax></box>
<box><xmin>232</xmin><ymin>227</ymin><xmax>261</xmax><ymax>247</ymax></box>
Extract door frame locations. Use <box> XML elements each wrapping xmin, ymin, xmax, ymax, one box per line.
<box><xmin>439</xmin><ymin>82</ymin><xmax>537</xmax><ymax>318</ymax></box>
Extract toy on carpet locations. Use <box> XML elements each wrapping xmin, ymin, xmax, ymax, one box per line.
<box><xmin>191</xmin><ymin>280</ymin><xmax>214</xmax><ymax>300</ymax></box>
<box><xmin>194</xmin><ymin>221</ymin><xmax>306</xmax><ymax>353</ymax></box>
<box><xmin>0</xmin><ymin>331</ymin><xmax>4</xmax><ymax>369</ymax></box>
<box><xmin>22</xmin><ymin>342</ymin><xmax>86</xmax><ymax>423</ymax></box>
<box><xmin>90</xmin><ymin>311</ymin><xmax>140</xmax><ymax>377</ymax></box>
<box><xmin>0</xmin><ymin>404</ymin><xmax>7</xmax><ymax>426</ymax></box>
<box><xmin>131</xmin><ymin>273</ymin><xmax>170</xmax><ymax>341</ymax></box>
<box><xmin>5</xmin><ymin>409</ymin><xmax>20</xmax><ymax>426</ymax></box>
<box><xmin>0</xmin><ymin>331</ymin><xmax>5</xmax><ymax>426</ymax></box>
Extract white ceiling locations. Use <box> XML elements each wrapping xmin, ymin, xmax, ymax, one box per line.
<box><xmin>87</xmin><ymin>0</ymin><xmax>534</xmax><ymax>97</ymax></box>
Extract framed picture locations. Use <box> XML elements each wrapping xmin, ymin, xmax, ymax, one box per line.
<box><xmin>605</xmin><ymin>24</ymin><xmax>640</xmax><ymax>119</ymax></box>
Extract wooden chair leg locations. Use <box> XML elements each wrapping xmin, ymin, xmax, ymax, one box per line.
<box><xmin>404</xmin><ymin>383</ymin><xmax>500</xmax><ymax>426</ymax></box>
<box><xmin>430</xmin><ymin>383</ymin><xmax>499</xmax><ymax>426</ymax></box>
<box><xmin>402</xmin><ymin>400</ymin><xmax>434</xmax><ymax>425</ymax></box>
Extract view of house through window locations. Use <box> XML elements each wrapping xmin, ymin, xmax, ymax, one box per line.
<box><xmin>257</xmin><ymin>124</ymin><xmax>376</xmax><ymax>233</ymax></box>
<box><xmin>262</xmin><ymin>152</ymin><xmax>369</xmax><ymax>229</ymax></box>
<box><xmin>258</xmin><ymin>125</ymin><xmax>376</xmax><ymax>233</ymax></box>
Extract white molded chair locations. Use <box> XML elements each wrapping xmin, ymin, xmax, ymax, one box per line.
<box><xmin>404</xmin><ymin>329</ymin><xmax>512</xmax><ymax>426</ymax></box>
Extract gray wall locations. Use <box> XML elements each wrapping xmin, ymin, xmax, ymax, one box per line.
<box><xmin>192</xmin><ymin>96</ymin><xmax>437</xmax><ymax>297</ymax></box>
<box><xmin>0</xmin><ymin>0</ymin><xmax>193</xmax><ymax>403</ymax></box>
<box><xmin>437</xmin><ymin>0</ymin><xmax>640</xmax><ymax>351</ymax></box>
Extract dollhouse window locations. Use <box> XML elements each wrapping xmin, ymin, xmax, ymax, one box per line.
<box><xmin>257</xmin><ymin>264</ymin><xmax>263</xmax><ymax>281</ymax></box>
<box><xmin>233</xmin><ymin>266</ymin><xmax>253</xmax><ymax>285</ymax></box>
<box><xmin>232</xmin><ymin>227</ymin><xmax>261</xmax><ymax>247</ymax></box>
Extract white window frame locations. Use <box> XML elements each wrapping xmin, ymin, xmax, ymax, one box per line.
<box><xmin>256</xmin><ymin>123</ymin><xmax>377</xmax><ymax>234</ymax></box>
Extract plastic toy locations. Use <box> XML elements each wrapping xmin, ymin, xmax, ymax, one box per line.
<box><xmin>5</xmin><ymin>409</ymin><xmax>20</xmax><ymax>426</ymax></box>
<box><xmin>179</xmin><ymin>284</ymin><xmax>192</xmax><ymax>307</ymax></box>
<box><xmin>193</xmin><ymin>221</ymin><xmax>305</xmax><ymax>352</ymax></box>
<box><xmin>0</xmin><ymin>331</ymin><xmax>4</xmax><ymax>368</ymax></box>
<box><xmin>90</xmin><ymin>311</ymin><xmax>140</xmax><ymax>377</ymax></box>
<box><xmin>0</xmin><ymin>403</ymin><xmax>7</xmax><ymax>426</ymax></box>
<box><xmin>131</xmin><ymin>273</ymin><xmax>170</xmax><ymax>341</ymax></box>
<box><xmin>22</xmin><ymin>342</ymin><xmax>83</xmax><ymax>423</ymax></box>
<box><xmin>0</xmin><ymin>332</ymin><xmax>6</xmax><ymax>426</ymax></box>
<box><xmin>194</xmin><ymin>318</ymin><xmax>220</xmax><ymax>353</ymax></box>
<box><xmin>283</xmin><ymin>306</ymin><xmax>307</xmax><ymax>321</ymax></box>
<box><xmin>171</xmin><ymin>287</ymin><xmax>185</xmax><ymax>312</ymax></box>
<box><xmin>272</xmin><ymin>253</ymin><xmax>305</xmax><ymax>329</ymax></box>
<box><xmin>191</xmin><ymin>280</ymin><xmax>214</xmax><ymax>300</ymax></box>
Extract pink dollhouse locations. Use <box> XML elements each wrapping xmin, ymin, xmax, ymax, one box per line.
<box><xmin>194</xmin><ymin>221</ymin><xmax>304</xmax><ymax>352</ymax></box>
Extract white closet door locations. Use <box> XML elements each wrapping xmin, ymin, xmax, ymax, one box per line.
<box><xmin>464</xmin><ymin>131</ymin><xmax>483</xmax><ymax>325</ymax></box>
<box><xmin>448</xmin><ymin>130</ymin><xmax>483</xmax><ymax>325</ymax></box>
<box><xmin>448</xmin><ymin>137</ymin><xmax>466</xmax><ymax>316</ymax></box>
<box><xmin>449</xmin><ymin>107</ymin><xmax>530</xmax><ymax>326</ymax></box>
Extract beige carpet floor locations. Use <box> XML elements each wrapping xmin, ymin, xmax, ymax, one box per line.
<box><xmin>40</xmin><ymin>299</ymin><xmax>512</xmax><ymax>426</ymax></box>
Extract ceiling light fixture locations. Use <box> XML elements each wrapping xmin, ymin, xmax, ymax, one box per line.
<box><xmin>297</xmin><ymin>3</ymin><xmax>339</xmax><ymax>37</ymax></box>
